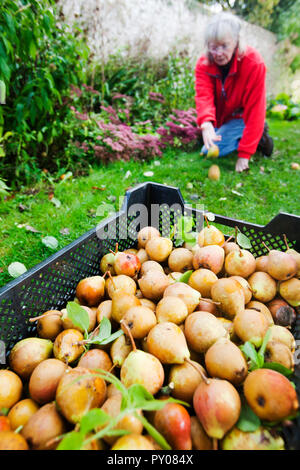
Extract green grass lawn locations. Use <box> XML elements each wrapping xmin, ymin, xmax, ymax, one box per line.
<box><xmin>0</xmin><ymin>118</ymin><xmax>299</xmax><ymax>289</ymax></box>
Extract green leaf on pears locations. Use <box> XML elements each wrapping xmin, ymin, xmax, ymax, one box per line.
<box><xmin>240</xmin><ymin>341</ymin><xmax>259</xmax><ymax>369</ymax></box>
<box><xmin>262</xmin><ymin>362</ymin><xmax>294</xmax><ymax>377</ymax></box>
<box><xmin>170</xmin><ymin>215</ymin><xmax>197</xmax><ymax>246</ymax></box>
<box><xmin>236</xmin><ymin>232</ymin><xmax>252</xmax><ymax>249</ymax></box>
<box><xmin>80</xmin><ymin>408</ymin><xmax>110</xmax><ymax>435</ymax></box>
<box><xmin>99</xmin><ymin>328</ymin><xmax>124</xmax><ymax>345</ymax></box>
<box><xmin>66</xmin><ymin>301</ymin><xmax>90</xmax><ymax>334</ymax></box>
<box><xmin>236</xmin><ymin>402</ymin><xmax>261</xmax><ymax>432</ymax></box>
<box><xmin>86</xmin><ymin>317</ymin><xmax>123</xmax><ymax>346</ymax></box>
<box><xmin>177</xmin><ymin>270</ymin><xmax>193</xmax><ymax>284</ymax></box>
<box><xmin>57</xmin><ymin>431</ymin><xmax>84</xmax><ymax>450</ymax></box>
<box><xmin>137</xmin><ymin>414</ymin><xmax>172</xmax><ymax>450</ymax></box>
<box><xmin>257</xmin><ymin>328</ymin><xmax>271</xmax><ymax>366</ymax></box>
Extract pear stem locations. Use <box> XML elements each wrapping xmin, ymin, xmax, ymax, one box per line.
<box><xmin>204</xmin><ymin>215</ymin><xmax>210</xmax><ymax>228</ymax></box>
<box><xmin>107</xmin><ymin>271</ymin><xmax>117</xmax><ymax>290</ymax></box>
<box><xmin>234</xmin><ymin>226</ymin><xmax>238</xmax><ymax>244</ymax></box>
<box><xmin>221</xmin><ymin>235</ymin><xmax>233</xmax><ymax>247</ymax></box>
<box><xmin>185</xmin><ymin>358</ymin><xmax>210</xmax><ymax>385</ymax></box>
<box><xmin>283</xmin><ymin>234</ymin><xmax>290</xmax><ymax>251</ymax></box>
<box><xmin>108</xmin><ymin>363</ymin><xmax>117</xmax><ymax>374</ymax></box>
<box><xmin>261</xmin><ymin>241</ymin><xmax>270</xmax><ymax>253</ymax></box>
<box><xmin>213</xmin><ymin>438</ymin><xmax>218</xmax><ymax>450</ymax></box>
<box><xmin>109</xmin><ymin>242</ymin><xmax>119</xmax><ymax>256</ymax></box>
<box><xmin>120</xmin><ymin>320</ymin><xmax>137</xmax><ymax>352</ymax></box>
<box><xmin>28</xmin><ymin>311</ymin><xmax>62</xmax><ymax>322</ymax></box>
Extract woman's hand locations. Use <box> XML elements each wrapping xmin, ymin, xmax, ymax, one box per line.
<box><xmin>235</xmin><ymin>158</ymin><xmax>249</xmax><ymax>173</ymax></box>
<box><xmin>201</xmin><ymin>122</ymin><xmax>222</xmax><ymax>149</ymax></box>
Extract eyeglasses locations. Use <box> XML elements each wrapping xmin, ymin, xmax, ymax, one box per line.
<box><xmin>208</xmin><ymin>44</ymin><xmax>232</xmax><ymax>54</ymax></box>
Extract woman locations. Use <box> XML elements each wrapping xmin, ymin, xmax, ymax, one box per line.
<box><xmin>195</xmin><ymin>12</ymin><xmax>273</xmax><ymax>173</ymax></box>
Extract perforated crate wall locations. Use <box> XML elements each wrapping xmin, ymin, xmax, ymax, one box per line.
<box><xmin>0</xmin><ymin>182</ymin><xmax>300</xmax><ymax>448</ymax></box>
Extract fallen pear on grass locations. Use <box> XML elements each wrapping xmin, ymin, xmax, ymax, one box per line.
<box><xmin>208</xmin><ymin>164</ymin><xmax>220</xmax><ymax>181</ymax></box>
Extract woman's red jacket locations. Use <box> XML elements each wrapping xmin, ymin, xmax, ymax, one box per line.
<box><xmin>195</xmin><ymin>46</ymin><xmax>266</xmax><ymax>160</ymax></box>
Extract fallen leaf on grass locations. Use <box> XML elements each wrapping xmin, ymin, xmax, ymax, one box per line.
<box><xmin>92</xmin><ymin>186</ymin><xmax>106</xmax><ymax>191</ymax></box>
<box><xmin>17</xmin><ymin>224</ymin><xmax>40</xmax><ymax>233</ymax></box>
<box><xmin>18</xmin><ymin>204</ymin><xmax>29</xmax><ymax>212</ymax></box>
<box><xmin>60</xmin><ymin>228</ymin><xmax>70</xmax><ymax>235</ymax></box>
<box><xmin>124</xmin><ymin>170</ymin><xmax>132</xmax><ymax>179</ymax></box>
<box><xmin>50</xmin><ymin>197</ymin><xmax>61</xmax><ymax>208</ymax></box>
<box><xmin>231</xmin><ymin>190</ymin><xmax>244</xmax><ymax>197</ymax></box>
<box><xmin>205</xmin><ymin>212</ymin><xmax>216</xmax><ymax>222</ymax></box>
<box><xmin>143</xmin><ymin>171</ymin><xmax>154</xmax><ymax>177</ymax></box>
<box><xmin>42</xmin><ymin>236</ymin><xmax>58</xmax><ymax>249</ymax></box>
<box><xmin>8</xmin><ymin>262</ymin><xmax>27</xmax><ymax>278</ymax></box>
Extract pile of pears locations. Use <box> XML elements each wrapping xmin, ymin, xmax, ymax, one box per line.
<box><xmin>1</xmin><ymin>222</ymin><xmax>300</xmax><ymax>451</ymax></box>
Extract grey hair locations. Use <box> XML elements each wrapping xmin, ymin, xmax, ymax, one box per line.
<box><xmin>204</xmin><ymin>12</ymin><xmax>245</xmax><ymax>60</ymax></box>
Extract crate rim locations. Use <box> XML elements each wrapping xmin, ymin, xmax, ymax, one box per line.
<box><xmin>1</xmin><ymin>181</ymin><xmax>299</xmax><ymax>296</ymax></box>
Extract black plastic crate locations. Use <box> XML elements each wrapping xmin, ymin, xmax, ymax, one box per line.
<box><xmin>0</xmin><ymin>181</ymin><xmax>300</xmax><ymax>449</ymax></box>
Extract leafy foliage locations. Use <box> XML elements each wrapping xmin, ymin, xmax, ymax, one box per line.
<box><xmin>267</xmin><ymin>93</ymin><xmax>300</xmax><ymax>121</ymax></box>
<box><xmin>0</xmin><ymin>0</ymin><xmax>88</xmax><ymax>184</ymax></box>
<box><xmin>57</xmin><ymin>370</ymin><xmax>188</xmax><ymax>450</ymax></box>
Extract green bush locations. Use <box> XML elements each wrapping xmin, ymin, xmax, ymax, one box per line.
<box><xmin>0</xmin><ymin>0</ymin><xmax>89</xmax><ymax>185</ymax></box>
<box><xmin>267</xmin><ymin>93</ymin><xmax>300</xmax><ymax>120</ymax></box>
